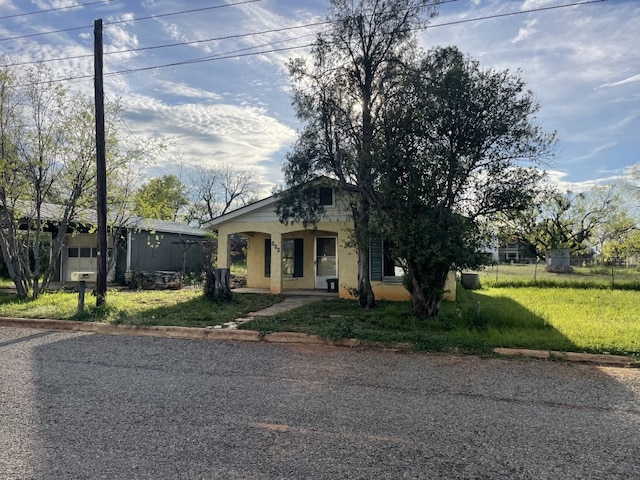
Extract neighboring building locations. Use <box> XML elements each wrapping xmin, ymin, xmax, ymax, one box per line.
<box><xmin>498</xmin><ymin>235</ymin><xmax>537</xmax><ymax>264</ymax></box>
<box><xmin>59</xmin><ymin>217</ymin><xmax>206</xmax><ymax>284</ymax></box>
<box><xmin>204</xmin><ymin>182</ymin><xmax>456</xmax><ymax>301</ymax></box>
<box><xmin>7</xmin><ymin>202</ymin><xmax>207</xmax><ymax>284</ymax></box>
<box><xmin>501</xmin><ymin>236</ymin><xmax>522</xmax><ymax>263</ymax></box>
<box><xmin>112</xmin><ymin>218</ymin><xmax>207</xmax><ymax>284</ymax></box>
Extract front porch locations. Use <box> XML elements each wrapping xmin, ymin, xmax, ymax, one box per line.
<box><xmin>231</xmin><ymin>287</ymin><xmax>338</xmax><ymax>297</ymax></box>
<box><xmin>217</xmin><ymin>226</ymin><xmax>352</xmax><ymax>297</ymax></box>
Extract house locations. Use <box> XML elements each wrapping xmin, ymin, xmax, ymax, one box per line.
<box><xmin>204</xmin><ymin>183</ymin><xmax>456</xmax><ymax>301</ymax></box>
<box><xmin>9</xmin><ymin>203</ymin><xmax>207</xmax><ymax>284</ymax></box>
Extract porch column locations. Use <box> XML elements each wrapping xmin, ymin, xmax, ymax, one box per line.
<box><xmin>269</xmin><ymin>232</ymin><xmax>283</xmax><ymax>294</ymax></box>
<box><xmin>126</xmin><ymin>228</ymin><xmax>132</xmax><ymax>271</ymax></box>
<box><xmin>217</xmin><ymin>232</ymin><xmax>230</xmax><ymax>268</ymax></box>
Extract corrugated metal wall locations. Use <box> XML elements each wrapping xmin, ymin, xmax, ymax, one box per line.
<box><xmin>116</xmin><ymin>232</ymin><xmax>205</xmax><ymax>280</ymax></box>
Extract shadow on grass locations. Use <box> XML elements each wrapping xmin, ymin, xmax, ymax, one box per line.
<box><xmin>239</xmin><ymin>287</ymin><xmax>577</xmax><ymax>354</ymax></box>
<box><xmin>75</xmin><ymin>292</ymin><xmax>282</xmax><ymax>328</ymax></box>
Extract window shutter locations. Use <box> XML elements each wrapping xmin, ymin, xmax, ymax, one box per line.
<box><xmin>264</xmin><ymin>238</ymin><xmax>271</xmax><ymax>277</ymax></box>
<box><xmin>370</xmin><ymin>238</ymin><xmax>383</xmax><ymax>281</ymax></box>
<box><xmin>293</xmin><ymin>238</ymin><xmax>304</xmax><ymax>277</ymax></box>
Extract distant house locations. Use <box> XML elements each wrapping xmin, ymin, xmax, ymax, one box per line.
<box><xmin>204</xmin><ymin>181</ymin><xmax>455</xmax><ymax>301</ymax></box>
<box><xmin>9</xmin><ymin>203</ymin><xmax>207</xmax><ymax>284</ymax></box>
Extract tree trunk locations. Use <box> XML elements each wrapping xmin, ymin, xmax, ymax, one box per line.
<box><xmin>203</xmin><ymin>240</ymin><xmax>231</xmax><ymax>302</ymax></box>
<box><xmin>358</xmin><ymin>243</ymin><xmax>376</xmax><ymax>308</ymax></box>
<box><xmin>214</xmin><ymin>268</ymin><xmax>231</xmax><ymax>302</ymax></box>
<box><xmin>0</xmin><ymin>231</ymin><xmax>28</xmax><ymax>297</ymax></box>
<box><xmin>408</xmin><ymin>264</ymin><xmax>448</xmax><ymax>319</ymax></box>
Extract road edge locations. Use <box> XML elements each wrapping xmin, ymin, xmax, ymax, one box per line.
<box><xmin>1</xmin><ymin>316</ymin><xmax>637</xmax><ymax>367</ymax></box>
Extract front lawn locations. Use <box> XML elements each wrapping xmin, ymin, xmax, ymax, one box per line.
<box><xmin>240</xmin><ymin>285</ymin><xmax>640</xmax><ymax>357</ymax></box>
<box><xmin>1</xmin><ymin>279</ymin><xmax>638</xmax><ymax>358</ymax></box>
<box><xmin>0</xmin><ymin>288</ymin><xmax>281</xmax><ymax>328</ymax></box>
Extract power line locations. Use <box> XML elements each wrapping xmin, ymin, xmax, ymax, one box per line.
<box><xmin>4</xmin><ymin>20</ymin><xmax>331</xmax><ymax>68</ymax></box>
<box><xmin>8</xmin><ymin>0</ymin><xmax>610</xmax><ymax>87</ymax></box>
<box><xmin>104</xmin><ymin>43</ymin><xmax>315</xmax><ymax>78</ymax></box>
<box><xmin>1</xmin><ymin>0</ymin><xmax>604</xmax><ymax>69</ymax></box>
<box><xmin>0</xmin><ymin>0</ymin><xmax>264</xmax><ymax>43</ymax></box>
<box><xmin>423</xmin><ymin>0</ymin><xmax>607</xmax><ymax>30</ymax></box>
<box><xmin>0</xmin><ymin>0</ymin><xmax>112</xmax><ymax>21</ymax></box>
<box><xmin>15</xmin><ymin>42</ymin><xmax>316</xmax><ymax>88</ymax></box>
<box><xmin>107</xmin><ymin>0</ymin><xmax>263</xmax><ymax>25</ymax></box>
<box><xmin>0</xmin><ymin>24</ymin><xmax>90</xmax><ymax>42</ymax></box>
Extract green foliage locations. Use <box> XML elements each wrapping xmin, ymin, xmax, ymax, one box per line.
<box><xmin>133</xmin><ymin>174</ymin><xmax>188</xmax><ymax>221</ymax></box>
<box><xmin>0</xmin><ymin>63</ymin><xmax>160</xmax><ymax>298</ymax></box>
<box><xmin>377</xmin><ymin>46</ymin><xmax>554</xmax><ymax>318</ymax></box>
<box><xmin>516</xmin><ymin>185</ymin><xmax>628</xmax><ymax>260</ymax></box>
<box><xmin>602</xmin><ymin>228</ymin><xmax>640</xmax><ymax>262</ymax></box>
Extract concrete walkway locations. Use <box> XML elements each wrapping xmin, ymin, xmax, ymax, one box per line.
<box><xmin>217</xmin><ymin>294</ymin><xmax>328</xmax><ymax>330</ymax></box>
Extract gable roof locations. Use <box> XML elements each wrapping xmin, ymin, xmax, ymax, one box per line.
<box><xmin>202</xmin><ymin>194</ymin><xmax>279</xmax><ymax>229</ymax></box>
<box><xmin>203</xmin><ymin>176</ymin><xmax>342</xmax><ymax>230</ymax></box>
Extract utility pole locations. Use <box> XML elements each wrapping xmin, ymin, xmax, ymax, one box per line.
<box><xmin>94</xmin><ymin>19</ymin><xmax>107</xmax><ymax>306</ymax></box>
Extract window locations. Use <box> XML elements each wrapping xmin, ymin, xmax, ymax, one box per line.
<box><xmin>282</xmin><ymin>240</ymin><xmax>295</xmax><ymax>276</ymax></box>
<box><xmin>319</xmin><ymin>187</ymin><xmax>333</xmax><ymax>206</ymax></box>
<box><xmin>282</xmin><ymin>238</ymin><xmax>304</xmax><ymax>277</ymax></box>
<box><xmin>80</xmin><ymin>247</ymin><xmax>91</xmax><ymax>258</ymax></box>
<box><xmin>370</xmin><ymin>238</ymin><xmax>403</xmax><ymax>281</ymax></box>
<box><xmin>68</xmin><ymin>247</ymin><xmax>79</xmax><ymax>258</ymax></box>
<box><xmin>264</xmin><ymin>238</ymin><xmax>303</xmax><ymax>278</ymax></box>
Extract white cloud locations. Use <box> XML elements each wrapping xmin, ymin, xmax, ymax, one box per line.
<box><xmin>121</xmin><ymin>95</ymin><xmax>296</xmax><ymax>189</ymax></box>
<box><xmin>521</xmin><ymin>0</ymin><xmax>559</xmax><ymax>9</ymax></box>
<box><xmin>511</xmin><ymin>18</ymin><xmax>538</xmax><ymax>43</ymax></box>
<box><xmin>32</xmin><ymin>0</ymin><xmax>80</xmax><ymax>8</ymax></box>
<box><xmin>154</xmin><ymin>81</ymin><xmax>222</xmax><ymax>101</ymax></box>
<box><xmin>544</xmin><ymin>169</ymin><xmax>608</xmax><ymax>192</ymax></box>
<box><xmin>599</xmin><ymin>73</ymin><xmax>640</xmax><ymax>89</ymax></box>
<box><xmin>568</xmin><ymin>142</ymin><xmax>618</xmax><ymax>163</ymax></box>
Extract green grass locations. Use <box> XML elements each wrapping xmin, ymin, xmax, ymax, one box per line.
<box><xmin>475</xmin><ymin>287</ymin><xmax>640</xmax><ymax>355</ymax></box>
<box><xmin>240</xmin><ymin>283</ymin><xmax>640</xmax><ymax>357</ymax></box>
<box><xmin>474</xmin><ymin>263</ymin><xmax>640</xmax><ymax>289</ymax></box>
<box><xmin>1</xmin><ymin>271</ymin><xmax>638</xmax><ymax>358</ymax></box>
<box><xmin>0</xmin><ymin>288</ymin><xmax>281</xmax><ymax>328</ymax></box>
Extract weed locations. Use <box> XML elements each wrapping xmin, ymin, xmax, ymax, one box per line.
<box><xmin>320</xmin><ymin>319</ymin><xmax>355</xmax><ymax>340</ymax></box>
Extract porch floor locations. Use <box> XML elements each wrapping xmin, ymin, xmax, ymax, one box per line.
<box><xmin>232</xmin><ymin>287</ymin><xmax>338</xmax><ymax>298</ymax></box>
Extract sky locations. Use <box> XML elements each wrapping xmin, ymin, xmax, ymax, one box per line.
<box><xmin>0</xmin><ymin>0</ymin><xmax>638</xmax><ymax>197</ymax></box>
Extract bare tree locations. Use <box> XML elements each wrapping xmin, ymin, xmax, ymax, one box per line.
<box><xmin>186</xmin><ymin>164</ymin><xmax>257</xmax><ymax>226</ymax></box>
<box><xmin>0</xmin><ymin>63</ymin><xmax>155</xmax><ymax>297</ymax></box>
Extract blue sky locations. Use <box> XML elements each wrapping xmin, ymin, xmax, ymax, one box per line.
<box><xmin>0</xmin><ymin>0</ymin><xmax>638</xmax><ymax>196</ymax></box>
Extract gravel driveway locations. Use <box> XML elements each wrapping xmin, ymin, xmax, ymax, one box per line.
<box><xmin>1</xmin><ymin>327</ymin><xmax>638</xmax><ymax>479</ymax></box>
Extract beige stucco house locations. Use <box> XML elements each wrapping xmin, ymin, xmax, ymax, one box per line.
<box><xmin>205</xmin><ymin>183</ymin><xmax>456</xmax><ymax>301</ymax></box>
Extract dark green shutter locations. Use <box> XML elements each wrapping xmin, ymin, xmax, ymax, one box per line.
<box><xmin>293</xmin><ymin>238</ymin><xmax>304</xmax><ymax>277</ymax></box>
<box><xmin>264</xmin><ymin>238</ymin><xmax>271</xmax><ymax>277</ymax></box>
<box><xmin>370</xmin><ymin>238</ymin><xmax>383</xmax><ymax>281</ymax></box>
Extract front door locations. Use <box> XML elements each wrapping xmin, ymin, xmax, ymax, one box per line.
<box><xmin>315</xmin><ymin>237</ymin><xmax>337</xmax><ymax>289</ymax></box>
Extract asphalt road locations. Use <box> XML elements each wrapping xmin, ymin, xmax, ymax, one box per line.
<box><xmin>1</xmin><ymin>327</ymin><xmax>639</xmax><ymax>480</ymax></box>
